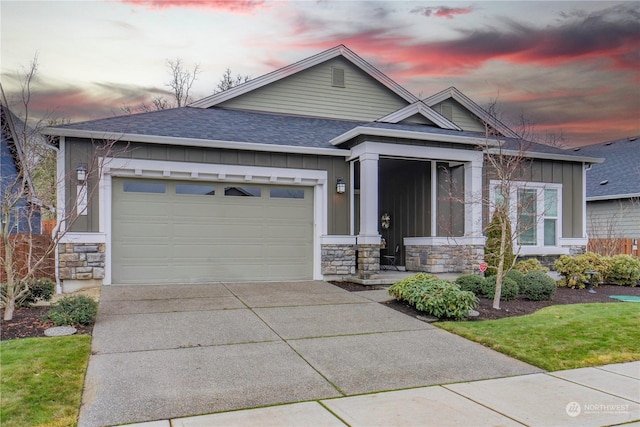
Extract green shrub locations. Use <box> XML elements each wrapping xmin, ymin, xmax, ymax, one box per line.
<box><xmin>482</xmin><ymin>276</ymin><xmax>519</xmax><ymax>301</ymax></box>
<box><xmin>505</xmin><ymin>270</ymin><xmax>525</xmax><ymax>288</ymax></box>
<box><xmin>522</xmin><ymin>271</ymin><xmax>557</xmax><ymax>301</ymax></box>
<box><xmin>389</xmin><ymin>274</ymin><xmax>477</xmax><ymax>320</ymax></box>
<box><xmin>484</xmin><ymin>208</ymin><xmax>515</xmax><ymax>277</ymax></box>
<box><xmin>17</xmin><ymin>278</ymin><xmax>56</xmax><ymax>307</ymax></box>
<box><xmin>455</xmin><ymin>274</ymin><xmax>485</xmax><ymax>295</ymax></box>
<box><xmin>554</xmin><ymin>253</ymin><xmax>612</xmax><ymax>288</ymax></box>
<box><xmin>42</xmin><ymin>295</ymin><xmax>98</xmax><ymax>326</ymax></box>
<box><xmin>388</xmin><ymin>273</ymin><xmax>439</xmax><ymax>301</ymax></box>
<box><xmin>514</xmin><ymin>258</ymin><xmax>549</xmax><ymax>274</ymax></box>
<box><xmin>608</xmin><ymin>255</ymin><xmax>640</xmax><ymax>286</ymax></box>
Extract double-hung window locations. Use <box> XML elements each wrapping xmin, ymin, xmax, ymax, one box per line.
<box><xmin>490</xmin><ymin>181</ymin><xmax>562</xmax><ymax>248</ymax></box>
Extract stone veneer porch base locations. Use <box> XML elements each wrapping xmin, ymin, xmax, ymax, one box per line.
<box><xmin>405</xmin><ymin>244</ymin><xmax>484</xmax><ymax>274</ymax></box>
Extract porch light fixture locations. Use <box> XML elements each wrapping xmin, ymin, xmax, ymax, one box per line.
<box><xmin>76</xmin><ymin>165</ymin><xmax>87</xmax><ymax>184</ymax></box>
<box><xmin>336</xmin><ymin>178</ymin><xmax>346</xmax><ymax>194</ymax></box>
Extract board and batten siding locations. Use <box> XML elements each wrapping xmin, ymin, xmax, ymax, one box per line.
<box><xmin>587</xmin><ymin>199</ymin><xmax>640</xmax><ymax>239</ymax></box>
<box><xmin>219</xmin><ymin>57</ymin><xmax>409</xmax><ymax>121</ymax></box>
<box><xmin>65</xmin><ymin>138</ymin><xmax>350</xmax><ymax>235</ymax></box>
<box><xmin>432</xmin><ymin>100</ymin><xmax>485</xmax><ymax>133</ymax></box>
<box><xmin>483</xmin><ymin>158</ymin><xmax>585</xmax><ymax>239</ymax></box>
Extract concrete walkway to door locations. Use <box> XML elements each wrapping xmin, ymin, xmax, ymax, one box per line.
<box><xmin>79</xmin><ymin>281</ymin><xmax>542</xmax><ymax>427</ymax></box>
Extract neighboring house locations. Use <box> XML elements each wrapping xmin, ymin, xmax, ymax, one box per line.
<box><xmin>578</xmin><ymin>136</ymin><xmax>640</xmax><ymax>256</ymax></box>
<box><xmin>1</xmin><ymin>105</ymin><xmax>42</xmax><ymax>234</ymax></box>
<box><xmin>43</xmin><ymin>45</ymin><xmax>601</xmax><ymax>290</ymax></box>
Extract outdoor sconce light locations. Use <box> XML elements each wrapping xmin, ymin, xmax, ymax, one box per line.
<box><xmin>76</xmin><ymin>165</ymin><xmax>87</xmax><ymax>183</ymax></box>
<box><xmin>336</xmin><ymin>178</ymin><xmax>346</xmax><ymax>194</ymax></box>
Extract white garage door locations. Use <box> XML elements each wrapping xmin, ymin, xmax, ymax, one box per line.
<box><xmin>111</xmin><ymin>178</ymin><xmax>314</xmax><ymax>284</ymax></box>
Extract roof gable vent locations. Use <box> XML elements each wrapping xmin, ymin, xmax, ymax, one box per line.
<box><xmin>332</xmin><ymin>67</ymin><xmax>345</xmax><ymax>88</ymax></box>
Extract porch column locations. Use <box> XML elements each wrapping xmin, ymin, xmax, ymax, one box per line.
<box><xmin>464</xmin><ymin>159</ymin><xmax>484</xmax><ymax>237</ymax></box>
<box><xmin>357</xmin><ymin>152</ymin><xmax>380</xmax><ymax>279</ymax></box>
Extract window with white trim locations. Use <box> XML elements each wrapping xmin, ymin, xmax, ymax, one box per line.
<box><xmin>490</xmin><ymin>181</ymin><xmax>562</xmax><ymax>247</ymax></box>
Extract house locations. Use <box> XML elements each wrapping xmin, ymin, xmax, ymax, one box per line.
<box><xmin>42</xmin><ymin>45</ymin><xmax>601</xmax><ymax>291</ymax></box>
<box><xmin>1</xmin><ymin>104</ymin><xmax>42</xmax><ymax>235</ymax></box>
<box><xmin>578</xmin><ymin>136</ymin><xmax>640</xmax><ymax>256</ymax></box>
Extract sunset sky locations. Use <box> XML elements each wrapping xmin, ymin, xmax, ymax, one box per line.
<box><xmin>1</xmin><ymin>0</ymin><xmax>638</xmax><ymax>146</ymax></box>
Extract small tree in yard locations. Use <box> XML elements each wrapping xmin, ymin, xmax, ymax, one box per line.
<box><xmin>1</xmin><ymin>56</ymin><xmax>124</xmax><ymax>320</ymax></box>
<box><xmin>440</xmin><ymin>100</ymin><xmax>546</xmax><ymax>309</ymax></box>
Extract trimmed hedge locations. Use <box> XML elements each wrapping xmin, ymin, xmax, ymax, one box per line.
<box><xmin>522</xmin><ymin>271</ymin><xmax>557</xmax><ymax>301</ymax></box>
<box><xmin>482</xmin><ymin>276</ymin><xmax>519</xmax><ymax>301</ymax></box>
<box><xmin>389</xmin><ymin>273</ymin><xmax>477</xmax><ymax>320</ymax></box>
<box><xmin>455</xmin><ymin>274</ymin><xmax>485</xmax><ymax>296</ymax></box>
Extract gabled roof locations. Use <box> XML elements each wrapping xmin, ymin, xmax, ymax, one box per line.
<box><xmin>45</xmin><ymin>106</ymin><xmax>603</xmax><ymax>164</ymax></box>
<box><xmin>577</xmin><ymin>136</ymin><xmax>640</xmax><ymax>200</ymax></box>
<box><xmin>191</xmin><ymin>45</ymin><xmax>419</xmax><ymax>109</ymax></box>
<box><xmin>423</xmin><ymin>87</ymin><xmax>520</xmax><ymax>139</ymax></box>
<box><xmin>376</xmin><ymin>102</ymin><xmax>462</xmax><ymax>131</ymax></box>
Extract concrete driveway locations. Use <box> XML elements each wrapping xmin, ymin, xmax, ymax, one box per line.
<box><xmin>79</xmin><ymin>281</ymin><xmax>541</xmax><ymax>427</ymax></box>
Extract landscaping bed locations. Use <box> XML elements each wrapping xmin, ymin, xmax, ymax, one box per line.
<box><xmin>331</xmin><ymin>281</ymin><xmax>640</xmax><ymax>321</ymax></box>
<box><xmin>1</xmin><ymin>306</ymin><xmax>94</xmax><ymax>341</ymax></box>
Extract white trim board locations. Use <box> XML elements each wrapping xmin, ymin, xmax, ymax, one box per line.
<box><xmin>99</xmin><ymin>158</ymin><xmax>328</xmax><ymax>284</ymax></box>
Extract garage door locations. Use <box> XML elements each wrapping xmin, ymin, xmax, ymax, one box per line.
<box><xmin>111</xmin><ymin>178</ymin><xmax>314</xmax><ymax>284</ymax></box>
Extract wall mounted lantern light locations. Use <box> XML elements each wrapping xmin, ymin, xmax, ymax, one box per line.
<box><xmin>76</xmin><ymin>164</ymin><xmax>88</xmax><ymax>184</ymax></box>
<box><xmin>336</xmin><ymin>178</ymin><xmax>346</xmax><ymax>194</ymax></box>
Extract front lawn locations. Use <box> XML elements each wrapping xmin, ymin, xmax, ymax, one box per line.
<box><xmin>1</xmin><ymin>335</ymin><xmax>91</xmax><ymax>427</ymax></box>
<box><xmin>437</xmin><ymin>303</ymin><xmax>640</xmax><ymax>371</ymax></box>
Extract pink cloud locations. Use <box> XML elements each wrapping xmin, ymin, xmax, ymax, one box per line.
<box><xmin>410</xmin><ymin>6</ymin><xmax>474</xmax><ymax>19</ymax></box>
<box><xmin>121</xmin><ymin>0</ymin><xmax>265</xmax><ymax>13</ymax></box>
<box><xmin>284</xmin><ymin>3</ymin><xmax>640</xmax><ymax>79</ymax></box>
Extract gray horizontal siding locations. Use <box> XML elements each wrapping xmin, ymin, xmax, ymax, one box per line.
<box><xmin>587</xmin><ymin>199</ymin><xmax>640</xmax><ymax>239</ymax></box>
<box><xmin>66</xmin><ymin>138</ymin><xmax>350</xmax><ymax>235</ymax></box>
<box><xmin>432</xmin><ymin>100</ymin><xmax>485</xmax><ymax>133</ymax></box>
<box><xmin>219</xmin><ymin>57</ymin><xmax>408</xmax><ymax>121</ymax></box>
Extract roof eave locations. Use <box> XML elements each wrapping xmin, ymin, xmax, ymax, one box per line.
<box><xmin>489</xmin><ymin>148</ymin><xmax>604</xmax><ymax>164</ymax></box>
<box><xmin>587</xmin><ymin>193</ymin><xmax>640</xmax><ymax>202</ymax></box>
<box><xmin>330</xmin><ymin>126</ymin><xmax>499</xmax><ymax>147</ymax></box>
<box><xmin>376</xmin><ymin>102</ymin><xmax>462</xmax><ymax>131</ymax></box>
<box><xmin>42</xmin><ymin>127</ymin><xmax>350</xmax><ymax>157</ymax></box>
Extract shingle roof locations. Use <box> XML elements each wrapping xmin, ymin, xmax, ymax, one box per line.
<box><xmin>50</xmin><ymin>107</ymin><xmax>365</xmax><ymax>149</ymax></box>
<box><xmin>577</xmin><ymin>136</ymin><xmax>640</xmax><ymax>199</ymax></box>
<box><xmin>46</xmin><ymin>106</ymin><xmax>599</xmax><ymax>163</ymax></box>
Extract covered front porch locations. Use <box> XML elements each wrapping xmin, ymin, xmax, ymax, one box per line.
<box><xmin>321</xmin><ymin>139</ymin><xmax>487</xmax><ymax>282</ymax></box>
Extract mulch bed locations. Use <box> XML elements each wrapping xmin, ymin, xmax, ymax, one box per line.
<box><xmin>1</xmin><ymin>306</ymin><xmax>94</xmax><ymax>341</ymax></box>
<box><xmin>331</xmin><ymin>281</ymin><xmax>640</xmax><ymax>321</ymax></box>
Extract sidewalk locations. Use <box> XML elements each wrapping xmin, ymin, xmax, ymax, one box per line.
<box><xmin>126</xmin><ymin>362</ymin><xmax>639</xmax><ymax>427</ymax></box>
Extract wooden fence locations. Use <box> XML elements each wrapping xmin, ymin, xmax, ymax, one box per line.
<box><xmin>41</xmin><ymin>219</ymin><xmax>57</xmax><ymax>235</ymax></box>
<box><xmin>587</xmin><ymin>238</ymin><xmax>639</xmax><ymax>257</ymax></box>
<box><xmin>0</xmin><ymin>234</ymin><xmax>55</xmax><ymax>282</ymax></box>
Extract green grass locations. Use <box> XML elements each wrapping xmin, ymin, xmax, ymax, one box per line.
<box><xmin>437</xmin><ymin>303</ymin><xmax>640</xmax><ymax>371</ymax></box>
<box><xmin>1</xmin><ymin>335</ymin><xmax>91</xmax><ymax>427</ymax></box>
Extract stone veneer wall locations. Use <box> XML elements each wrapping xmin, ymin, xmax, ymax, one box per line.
<box><xmin>321</xmin><ymin>244</ymin><xmax>356</xmax><ymax>276</ymax></box>
<box><xmin>405</xmin><ymin>244</ymin><xmax>484</xmax><ymax>274</ymax></box>
<box><xmin>357</xmin><ymin>244</ymin><xmax>380</xmax><ymax>279</ymax></box>
<box><xmin>519</xmin><ymin>245</ymin><xmax>587</xmax><ymax>270</ymax></box>
<box><xmin>58</xmin><ymin>243</ymin><xmax>105</xmax><ymax>281</ymax></box>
